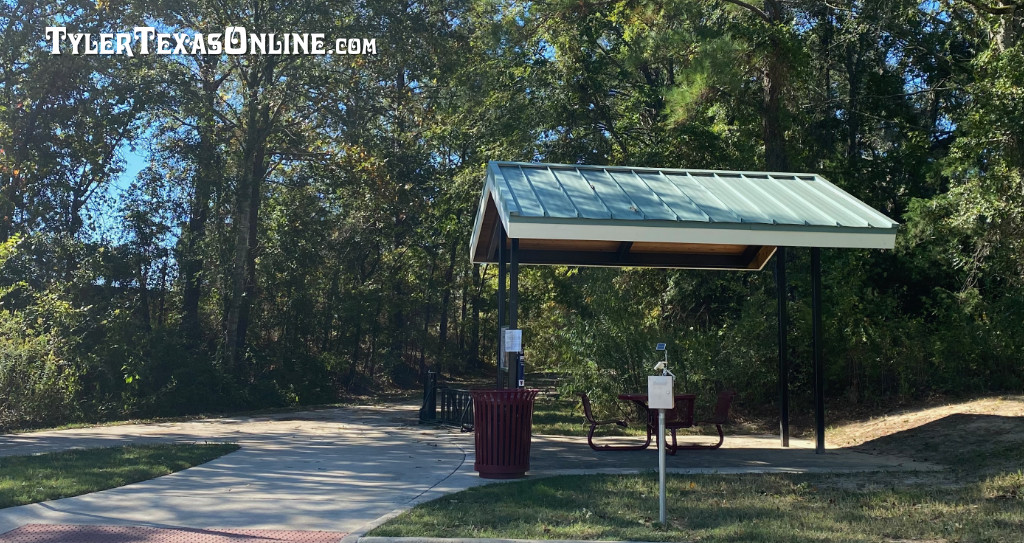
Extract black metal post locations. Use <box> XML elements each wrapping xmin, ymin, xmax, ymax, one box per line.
<box><xmin>775</xmin><ymin>247</ymin><xmax>790</xmax><ymax>447</ymax></box>
<box><xmin>510</xmin><ymin>238</ymin><xmax>519</xmax><ymax>329</ymax></box>
<box><xmin>811</xmin><ymin>247</ymin><xmax>825</xmax><ymax>454</ymax></box>
<box><xmin>497</xmin><ymin>229</ymin><xmax>507</xmax><ymax>389</ymax></box>
<box><xmin>510</xmin><ymin>238</ymin><xmax>520</xmax><ymax>388</ymax></box>
<box><xmin>420</xmin><ymin>370</ymin><xmax>438</xmax><ymax>423</ymax></box>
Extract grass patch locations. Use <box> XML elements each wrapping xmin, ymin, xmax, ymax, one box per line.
<box><xmin>375</xmin><ymin>403</ymin><xmax>1024</xmax><ymax>542</ymax></box>
<box><xmin>531</xmin><ymin>398</ymin><xmax>591</xmax><ymax>437</ymax></box>
<box><xmin>532</xmin><ymin>398</ymin><xmax>651</xmax><ymax>437</ymax></box>
<box><xmin>370</xmin><ymin>471</ymin><xmax>1024</xmax><ymax>542</ymax></box>
<box><xmin>531</xmin><ymin>397</ymin><xmax>746</xmax><ymax>439</ymax></box>
<box><xmin>0</xmin><ymin>443</ymin><xmax>239</xmax><ymax>508</ymax></box>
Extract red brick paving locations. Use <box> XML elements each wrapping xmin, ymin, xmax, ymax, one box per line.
<box><xmin>0</xmin><ymin>524</ymin><xmax>346</xmax><ymax>543</ymax></box>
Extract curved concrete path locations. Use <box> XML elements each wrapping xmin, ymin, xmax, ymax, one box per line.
<box><xmin>1</xmin><ymin>401</ymin><xmax>936</xmax><ymax>542</ymax></box>
<box><xmin>0</xmin><ymin>402</ymin><xmax>486</xmax><ymax>538</ymax></box>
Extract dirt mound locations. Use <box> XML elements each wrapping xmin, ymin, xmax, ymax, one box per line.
<box><xmin>830</xmin><ymin>395</ymin><xmax>1024</xmax><ymax>468</ymax></box>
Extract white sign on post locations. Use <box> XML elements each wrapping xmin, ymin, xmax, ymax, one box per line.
<box><xmin>647</xmin><ymin>376</ymin><xmax>674</xmax><ymax>409</ymax></box>
<box><xmin>504</xmin><ymin>329</ymin><xmax>522</xmax><ymax>353</ymax></box>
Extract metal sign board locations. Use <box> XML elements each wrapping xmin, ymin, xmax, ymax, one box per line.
<box><xmin>648</xmin><ymin>376</ymin><xmax>674</xmax><ymax>409</ymax></box>
<box><xmin>504</xmin><ymin>329</ymin><xmax>522</xmax><ymax>352</ymax></box>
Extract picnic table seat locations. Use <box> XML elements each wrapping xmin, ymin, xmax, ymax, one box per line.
<box><xmin>580</xmin><ymin>393</ymin><xmax>651</xmax><ymax>451</ymax></box>
<box><xmin>667</xmin><ymin>389</ymin><xmax>737</xmax><ymax>453</ymax></box>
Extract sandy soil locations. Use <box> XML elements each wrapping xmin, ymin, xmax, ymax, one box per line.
<box><xmin>829</xmin><ymin>395</ymin><xmax>1024</xmax><ymax>448</ymax></box>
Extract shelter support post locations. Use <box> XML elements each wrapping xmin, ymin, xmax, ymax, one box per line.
<box><xmin>775</xmin><ymin>247</ymin><xmax>790</xmax><ymax>447</ymax></box>
<box><xmin>811</xmin><ymin>247</ymin><xmax>825</xmax><ymax>454</ymax></box>
<box><xmin>510</xmin><ymin>238</ymin><xmax>520</xmax><ymax>388</ymax></box>
<box><xmin>497</xmin><ymin>229</ymin><xmax>507</xmax><ymax>389</ymax></box>
<box><xmin>510</xmin><ymin>238</ymin><xmax>519</xmax><ymax>330</ymax></box>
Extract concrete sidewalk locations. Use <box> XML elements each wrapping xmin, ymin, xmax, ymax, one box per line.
<box><xmin>0</xmin><ymin>401</ymin><xmax>938</xmax><ymax>542</ymax></box>
<box><xmin>0</xmin><ymin>402</ymin><xmax>489</xmax><ymax>538</ymax></box>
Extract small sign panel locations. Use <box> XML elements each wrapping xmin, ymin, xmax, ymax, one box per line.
<box><xmin>648</xmin><ymin>376</ymin><xmax>674</xmax><ymax>409</ymax></box>
<box><xmin>504</xmin><ymin>329</ymin><xmax>522</xmax><ymax>352</ymax></box>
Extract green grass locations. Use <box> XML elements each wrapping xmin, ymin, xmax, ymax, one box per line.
<box><xmin>6</xmin><ymin>389</ymin><xmax>421</xmax><ymax>434</ymax></box>
<box><xmin>531</xmin><ymin>398</ymin><xmax>591</xmax><ymax>436</ymax></box>
<box><xmin>532</xmin><ymin>398</ymin><xmax>652</xmax><ymax>437</ymax></box>
<box><xmin>532</xmin><ymin>397</ymin><xmax>739</xmax><ymax>439</ymax></box>
<box><xmin>0</xmin><ymin>443</ymin><xmax>239</xmax><ymax>508</ymax></box>
<box><xmin>371</xmin><ymin>471</ymin><xmax>1024</xmax><ymax>542</ymax></box>
<box><xmin>373</xmin><ymin>410</ymin><xmax>1024</xmax><ymax>542</ymax></box>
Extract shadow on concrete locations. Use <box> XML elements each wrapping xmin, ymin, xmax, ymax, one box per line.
<box><xmin>515</xmin><ymin>433</ymin><xmax>941</xmax><ymax>476</ymax></box>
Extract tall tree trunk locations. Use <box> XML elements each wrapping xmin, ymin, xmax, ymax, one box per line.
<box><xmin>419</xmin><ymin>302</ymin><xmax>431</xmax><ymax>381</ymax></box>
<box><xmin>845</xmin><ymin>42</ymin><xmax>862</xmax><ymax>170</ymax></box>
<box><xmin>346</xmin><ymin>319</ymin><xmax>362</xmax><ymax>390</ymax></box>
<box><xmin>817</xmin><ymin>4</ymin><xmax>835</xmax><ymax>157</ymax></box>
<box><xmin>137</xmin><ymin>266</ymin><xmax>152</xmax><ymax>333</ymax></box>
<box><xmin>157</xmin><ymin>259</ymin><xmax>167</xmax><ymax>328</ymax></box>
<box><xmin>762</xmin><ymin>0</ymin><xmax>789</xmax><ymax>171</ymax></box>
<box><xmin>996</xmin><ymin>4</ymin><xmax>1021</xmax><ymax>52</ymax></box>
<box><xmin>437</xmin><ymin>241</ymin><xmax>457</xmax><ymax>374</ymax></box>
<box><xmin>458</xmin><ymin>269</ymin><xmax>468</xmax><ymax>355</ymax></box>
<box><xmin>224</xmin><ymin>88</ymin><xmax>272</xmax><ymax>377</ymax></box>
<box><xmin>181</xmin><ymin>58</ymin><xmax>221</xmax><ymax>340</ymax></box>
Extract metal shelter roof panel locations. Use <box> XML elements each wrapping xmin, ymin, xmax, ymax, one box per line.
<box><xmin>578</xmin><ymin>169</ymin><xmax>645</xmax><ymax>220</ymax></box>
<box><xmin>471</xmin><ymin>161</ymin><xmax>899</xmax><ymax>268</ymax></box>
<box><xmin>609</xmin><ymin>170</ymin><xmax>678</xmax><ymax>221</ymax></box>
<box><xmin>497</xmin><ymin>164</ymin><xmax>543</xmax><ymax>217</ymax></box>
<box><xmin>686</xmin><ymin>172</ymin><xmax>775</xmax><ymax>224</ymax></box>
<box><xmin>634</xmin><ymin>171</ymin><xmax>710</xmax><ymax>222</ymax></box>
<box><xmin>729</xmin><ymin>173</ymin><xmax>810</xmax><ymax>225</ymax></box>
<box><xmin>549</xmin><ymin>168</ymin><xmax>613</xmax><ymax>219</ymax></box>
<box><xmin>745</xmin><ymin>174</ymin><xmax>833</xmax><ymax>226</ymax></box>
<box><xmin>659</xmin><ymin>172</ymin><xmax>742</xmax><ymax>223</ymax></box>
<box><xmin>776</xmin><ymin>175</ymin><xmax>868</xmax><ymax>227</ymax></box>
<box><xmin>811</xmin><ymin>177</ymin><xmax>898</xmax><ymax>228</ymax></box>
<box><xmin>486</xmin><ymin>162</ymin><xmax>900</xmax><ymax>229</ymax></box>
<box><xmin>520</xmin><ymin>166</ymin><xmax>577</xmax><ymax>218</ymax></box>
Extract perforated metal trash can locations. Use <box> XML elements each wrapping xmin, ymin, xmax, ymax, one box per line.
<box><xmin>470</xmin><ymin>389</ymin><xmax>538</xmax><ymax>479</ymax></box>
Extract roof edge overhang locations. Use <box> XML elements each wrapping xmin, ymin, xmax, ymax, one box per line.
<box><xmin>469</xmin><ymin>161</ymin><xmax>899</xmax><ymax>271</ymax></box>
<box><xmin>503</xmin><ymin>216</ymin><xmax>898</xmax><ymax>250</ymax></box>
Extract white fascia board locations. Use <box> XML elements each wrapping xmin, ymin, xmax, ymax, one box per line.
<box><xmin>468</xmin><ymin>185</ymin><xmax>490</xmax><ymax>260</ymax></box>
<box><xmin>469</xmin><ymin>166</ymin><xmax>500</xmax><ymax>260</ymax></box>
<box><xmin>469</xmin><ymin>165</ymin><xmax>516</xmax><ymax>262</ymax></box>
<box><xmin>507</xmin><ymin>219</ymin><xmax>897</xmax><ymax>250</ymax></box>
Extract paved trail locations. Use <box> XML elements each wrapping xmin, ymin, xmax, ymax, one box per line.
<box><xmin>0</xmin><ymin>400</ymin><xmax>937</xmax><ymax>542</ymax></box>
<box><xmin>0</xmin><ymin>403</ymin><xmax>483</xmax><ymax>540</ymax></box>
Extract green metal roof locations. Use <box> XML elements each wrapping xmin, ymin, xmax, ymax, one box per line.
<box><xmin>470</xmin><ymin>161</ymin><xmax>899</xmax><ymax>270</ymax></box>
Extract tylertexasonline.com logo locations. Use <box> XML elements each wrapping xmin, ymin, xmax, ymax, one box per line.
<box><xmin>44</xmin><ymin>26</ymin><xmax>377</xmax><ymax>56</ymax></box>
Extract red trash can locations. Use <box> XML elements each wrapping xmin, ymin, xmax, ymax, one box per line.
<box><xmin>471</xmin><ymin>389</ymin><xmax>538</xmax><ymax>479</ymax></box>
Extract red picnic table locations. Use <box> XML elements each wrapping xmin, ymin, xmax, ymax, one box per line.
<box><xmin>617</xmin><ymin>393</ymin><xmax>696</xmax><ymax>453</ymax></box>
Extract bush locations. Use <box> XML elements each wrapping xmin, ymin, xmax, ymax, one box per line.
<box><xmin>0</xmin><ymin>311</ymin><xmax>81</xmax><ymax>431</ymax></box>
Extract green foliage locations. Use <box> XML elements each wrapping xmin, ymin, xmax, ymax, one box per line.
<box><xmin>2</xmin><ymin>0</ymin><xmax>1024</xmax><ymax>430</ymax></box>
<box><xmin>0</xmin><ymin>236</ymin><xmax>82</xmax><ymax>430</ymax></box>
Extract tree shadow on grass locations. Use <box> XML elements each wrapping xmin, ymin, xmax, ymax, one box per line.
<box><xmin>848</xmin><ymin>413</ymin><xmax>1024</xmax><ymax>475</ymax></box>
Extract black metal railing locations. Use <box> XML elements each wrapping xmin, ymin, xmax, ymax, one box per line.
<box><xmin>438</xmin><ymin>387</ymin><xmax>474</xmax><ymax>431</ymax></box>
<box><xmin>419</xmin><ymin>371</ymin><xmax>474</xmax><ymax>431</ymax></box>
